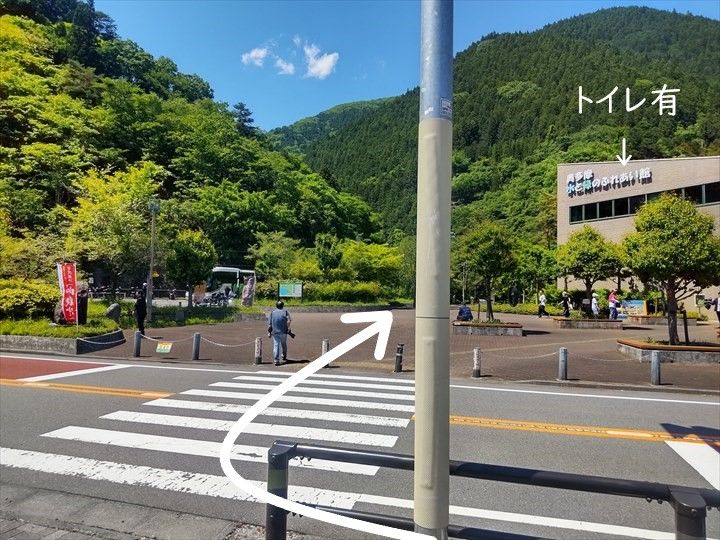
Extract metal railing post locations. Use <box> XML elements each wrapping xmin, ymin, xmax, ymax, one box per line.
<box><xmin>472</xmin><ymin>347</ymin><xmax>481</xmax><ymax>378</ymax></box>
<box><xmin>321</xmin><ymin>339</ymin><xmax>330</xmax><ymax>368</ymax></box>
<box><xmin>266</xmin><ymin>441</ymin><xmax>296</xmax><ymax>540</ymax></box>
<box><xmin>255</xmin><ymin>337</ymin><xmax>263</xmax><ymax>365</ymax></box>
<box><xmin>651</xmin><ymin>350</ymin><xmax>661</xmax><ymax>386</ymax></box>
<box><xmin>394</xmin><ymin>344</ymin><xmax>404</xmax><ymax>373</ymax></box>
<box><xmin>558</xmin><ymin>347</ymin><xmax>568</xmax><ymax>381</ymax></box>
<box><xmin>133</xmin><ymin>331</ymin><xmax>142</xmax><ymax>357</ymax></box>
<box><xmin>670</xmin><ymin>488</ymin><xmax>707</xmax><ymax>540</ymax></box>
<box><xmin>191</xmin><ymin>332</ymin><xmax>201</xmax><ymax>361</ymax></box>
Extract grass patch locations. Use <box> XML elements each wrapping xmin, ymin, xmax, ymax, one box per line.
<box><xmin>0</xmin><ymin>317</ymin><xmax>118</xmax><ymax>338</ymax></box>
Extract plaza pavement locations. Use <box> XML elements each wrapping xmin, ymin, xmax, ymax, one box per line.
<box><xmin>86</xmin><ymin>309</ymin><xmax>720</xmax><ymax>392</ymax></box>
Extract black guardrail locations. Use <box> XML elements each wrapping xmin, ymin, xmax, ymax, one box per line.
<box><xmin>265</xmin><ymin>440</ymin><xmax>720</xmax><ymax>540</ymax></box>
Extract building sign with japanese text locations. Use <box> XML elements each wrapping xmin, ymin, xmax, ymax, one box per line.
<box><xmin>566</xmin><ymin>167</ymin><xmax>652</xmax><ymax>197</ymax></box>
<box><xmin>57</xmin><ymin>262</ymin><xmax>77</xmax><ymax>324</ymax></box>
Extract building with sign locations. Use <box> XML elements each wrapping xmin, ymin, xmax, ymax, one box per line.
<box><xmin>556</xmin><ymin>155</ymin><xmax>720</xmax><ymax>293</ymax></box>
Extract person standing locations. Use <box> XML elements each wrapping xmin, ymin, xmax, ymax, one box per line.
<box><xmin>537</xmin><ymin>290</ymin><xmax>548</xmax><ymax>318</ymax></box>
<box><xmin>608</xmin><ymin>289</ymin><xmax>618</xmax><ymax>320</ymax></box>
<box><xmin>591</xmin><ymin>293</ymin><xmax>600</xmax><ymax>317</ymax></box>
<box><xmin>268</xmin><ymin>300</ymin><xmax>292</xmax><ymax>366</ymax></box>
<box><xmin>134</xmin><ymin>291</ymin><xmax>147</xmax><ymax>336</ymax></box>
<box><xmin>711</xmin><ymin>290</ymin><xmax>720</xmax><ymax>324</ymax></box>
<box><xmin>560</xmin><ymin>292</ymin><xmax>571</xmax><ymax>318</ymax></box>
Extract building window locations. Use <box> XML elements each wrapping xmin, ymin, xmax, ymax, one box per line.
<box><xmin>705</xmin><ymin>181</ymin><xmax>720</xmax><ymax>203</ymax></box>
<box><xmin>629</xmin><ymin>194</ymin><xmax>646</xmax><ymax>214</ymax></box>
<box><xmin>683</xmin><ymin>185</ymin><xmax>703</xmax><ymax>204</ymax></box>
<box><xmin>614</xmin><ymin>197</ymin><xmax>629</xmax><ymax>216</ymax></box>
<box><xmin>584</xmin><ymin>202</ymin><xmax>598</xmax><ymax>220</ymax></box>
<box><xmin>598</xmin><ymin>200</ymin><xmax>613</xmax><ymax>218</ymax></box>
<box><xmin>570</xmin><ymin>205</ymin><xmax>583</xmax><ymax>223</ymax></box>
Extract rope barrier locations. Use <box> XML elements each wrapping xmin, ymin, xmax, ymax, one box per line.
<box><xmin>483</xmin><ymin>351</ymin><xmax>559</xmax><ymax>361</ymax></box>
<box><xmin>139</xmin><ymin>334</ymin><xmax>194</xmax><ymax>344</ymax></box>
<box><xmin>75</xmin><ymin>337</ymin><xmax>127</xmax><ymax>345</ymax></box>
<box><xmin>200</xmin><ymin>337</ymin><xmax>255</xmax><ymax>348</ymax></box>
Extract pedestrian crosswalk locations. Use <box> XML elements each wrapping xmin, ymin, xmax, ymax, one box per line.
<box><xmin>1</xmin><ymin>369</ymin><xmax>418</xmax><ymax>514</ymax></box>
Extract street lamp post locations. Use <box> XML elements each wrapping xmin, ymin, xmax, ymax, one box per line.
<box><xmin>147</xmin><ymin>199</ymin><xmax>160</xmax><ymax>323</ymax></box>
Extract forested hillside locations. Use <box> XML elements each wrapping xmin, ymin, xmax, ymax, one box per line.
<box><xmin>0</xmin><ymin>1</ymin><xmax>408</xmax><ymax>297</ymax></box>
<box><xmin>288</xmin><ymin>7</ymin><xmax>720</xmax><ymax>237</ymax></box>
<box><xmin>271</xmin><ymin>97</ymin><xmax>394</xmax><ymax>154</ymax></box>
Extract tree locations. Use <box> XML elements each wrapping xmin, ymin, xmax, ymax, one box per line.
<box><xmin>232</xmin><ymin>102</ymin><xmax>257</xmax><ymax>137</ymax></box>
<box><xmin>557</xmin><ymin>225</ymin><xmax>620</xmax><ymax>300</ymax></box>
<box><xmin>166</xmin><ymin>229</ymin><xmax>217</xmax><ymax>305</ymax></box>
<box><xmin>623</xmin><ymin>194</ymin><xmax>720</xmax><ymax>344</ymax></box>
<box><xmin>65</xmin><ymin>162</ymin><xmax>164</xmax><ymax>291</ymax></box>
<box><xmin>247</xmin><ymin>231</ymin><xmax>301</xmax><ymax>280</ymax></box>
<box><xmin>454</xmin><ymin>222</ymin><xmax>515</xmax><ymax>321</ymax></box>
<box><xmin>515</xmin><ymin>241</ymin><xmax>558</xmax><ymax>296</ymax></box>
<box><xmin>338</xmin><ymin>241</ymin><xmax>403</xmax><ymax>288</ymax></box>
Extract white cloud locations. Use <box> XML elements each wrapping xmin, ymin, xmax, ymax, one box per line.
<box><xmin>293</xmin><ymin>34</ymin><xmax>302</xmax><ymax>48</ymax></box>
<box><xmin>241</xmin><ymin>47</ymin><xmax>269</xmax><ymax>67</ymax></box>
<box><xmin>304</xmin><ymin>44</ymin><xmax>339</xmax><ymax>80</ymax></box>
<box><xmin>275</xmin><ymin>57</ymin><xmax>295</xmax><ymax>75</ymax></box>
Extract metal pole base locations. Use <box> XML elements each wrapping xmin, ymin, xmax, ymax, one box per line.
<box><xmin>414</xmin><ymin>524</ymin><xmax>448</xmax><ymax>540</ymax></box>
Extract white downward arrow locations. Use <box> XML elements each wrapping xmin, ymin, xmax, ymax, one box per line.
<box><xmin>219</xmin><ymin>311</ymin><xmax>431</xmax><ymax>540</ymax></box>
<box><xmin>616</xmin><ymin>137</ymin><xmax>632</xmax><ymax>166</ymax></box>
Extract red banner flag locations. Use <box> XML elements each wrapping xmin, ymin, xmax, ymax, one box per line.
<box><xmin>57</xmin><ymin>262</ymin><xmax>77</xmax><ymax>324</ymax></box>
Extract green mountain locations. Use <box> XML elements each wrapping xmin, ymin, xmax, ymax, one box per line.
<box><xmin>270</xmin><ymin>97</ymin><xmax>395</xmax><ymax>154</ymax></box>
<box><xmin>278</xmin><ymin>6</ymin><xmax>720</xmax><ymax>238</ymax></box>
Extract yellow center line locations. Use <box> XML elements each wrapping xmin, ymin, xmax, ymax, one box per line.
<box><xmin>409</xmin><ymin>414</ymin><xmax>720</xmax><ymax>446</ymax></box>
<box><xmin>0</xmin><ymin>378</ymin><xmax>173</xmax><ymax>399</ymax></box>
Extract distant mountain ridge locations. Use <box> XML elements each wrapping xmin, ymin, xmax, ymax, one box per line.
<box><xmin>273</xmin><ymin>6</ymin><xmax>720</xmax><ymax>237</ymax></box>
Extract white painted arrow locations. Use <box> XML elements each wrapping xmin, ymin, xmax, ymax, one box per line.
<box><xmin>219</xmin><ymin>311</ymin><xmax>431</xmax><ymax>540</ymax></box>
<box><xmin>616</xmin><ymin>137</ymin><xmax>632</xmax><ymax>166</ymax></box>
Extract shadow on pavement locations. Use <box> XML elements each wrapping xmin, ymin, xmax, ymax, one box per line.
<box><xmin>661</xmin><ymin>422</ymin><xmax>720</xmax><ymax>454</ymax></box>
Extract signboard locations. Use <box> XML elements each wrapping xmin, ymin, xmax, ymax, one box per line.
<box><xmin>278</xmin><ymin>281</ymin><xmax>303</xmax><ymax>299</ymax></box>
<box><xmin>156</xmin><ymin>342</ymin><xmax>173</xmax><ymax>354</ymax></box>
<box><xmin>620</xmin><ymin>299</ymin><xmax>647</xmax><ymax>316</ymax></box>
<box><xmin>56</xmin><ymin>262</ymin><xmax>77</xmax><ymax>324</ymax></box>
<box><xmin>566</xmin><ymin>167</ymin><xmax>652</xmax><ymax>197</ymax></box>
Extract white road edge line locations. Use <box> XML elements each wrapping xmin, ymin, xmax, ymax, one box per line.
<box><xmin>18</xmin><ymin>364</ymin><xmax>129</xmax><ymax>382</ymax></box>
<box><xmin>0</xmin><ymin>447</ymin><xmax>694</xmax><ymax>540</ymax></box>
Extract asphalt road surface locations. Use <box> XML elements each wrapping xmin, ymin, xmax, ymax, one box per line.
<box><xmin>1</xmin><ymin>352</ymin><xmax>718</xmax><ymax>540</ymax></box>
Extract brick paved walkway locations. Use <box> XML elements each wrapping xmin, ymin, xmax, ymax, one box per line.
<box><xmin>85</xmin><ymin>310</ymin><xmax>720</xmax><ymax>391</ymax></box>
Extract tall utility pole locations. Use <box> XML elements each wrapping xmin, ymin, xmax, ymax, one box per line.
<box><xmin>147</xmin><ymin>199</ymin><xmax>160</xmax><ymax>322</ymax></box>
<box><xmin>414</xmin><ymin>1</ymin><xmax>452</xmax><ymax>538</ymax></box>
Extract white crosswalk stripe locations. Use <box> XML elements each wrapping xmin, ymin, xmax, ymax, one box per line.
<box><xmin>210</xmin><ymin>381</ymin><xmax>415</xmax><ymax>401</ymax></box>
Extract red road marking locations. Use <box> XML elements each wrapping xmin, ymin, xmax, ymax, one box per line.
<box><xmin>0</xmin><ymin>356</ymin><xmax>111</xmax><ymax>380</ymax></box>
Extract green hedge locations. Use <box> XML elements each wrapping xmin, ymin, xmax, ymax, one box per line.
<box><xmin>254</xmin><ymin>280</ymin><xmax>385</xmax><ymax>303</ymax></box>
<box><xmin>0</xmin><ymin>279</ymin><xmax>60</xmax><ymax>319</ymax></box>
<box><xmin>304</xmin><ymin>281</ymin><xmax>383</xmax><ymax>303</ymax></box>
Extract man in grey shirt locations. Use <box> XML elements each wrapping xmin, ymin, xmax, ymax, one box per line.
<box><xmin>268</xmin><ymin>300</ymin><xmax>292</xmax><ymax>365</ymax></box>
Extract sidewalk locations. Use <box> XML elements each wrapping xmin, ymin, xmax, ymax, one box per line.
<box><xmin>83</xmin><ymin>310</ymin><xmax>720</xmax><ymax>393</ymax></box>
<box><xmin>0</xmin><ymin>484</ymin><xmax>314</xmax><ymax>540</ymax></box>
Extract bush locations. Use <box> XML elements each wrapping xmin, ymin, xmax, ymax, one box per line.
<box><xmin>0</xmin><ymin>279</ymin><xmax>60</xmax><ymax>319</ymax></box>
<box><xmin>304</xmin><ymin>281</ymin><xmax>383</xmax><ymax>303</ymax></box>
<box><xmin>485</xmin><ymin>302</ymin><xmax>562</xmax><ymax>316</ymax></box>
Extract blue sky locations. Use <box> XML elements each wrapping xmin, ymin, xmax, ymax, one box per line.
<box><xmin>96</xmin><ymin>1</ymin><xmax>719</xmax><ymax>131</ymax></box>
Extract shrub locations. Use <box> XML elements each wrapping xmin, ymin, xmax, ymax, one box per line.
<box><xmin>304</xmin><ymin>281</ymin><xmax>383</xmax><ymax>303</ymax></box>
<box><xmin>0</xmin><ymin>279</ymin><xmax>60</xmax><ymax>319</ymax></box>
<box><xmin>486</xmin><ymin>302</ymin><xmax>562</xmax><ymax>316</ymax></box>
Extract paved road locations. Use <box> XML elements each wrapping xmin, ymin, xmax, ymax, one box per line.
<box><xmin>1</xmin><ymin>353</ymin><xmax>719</xmax><ymax>539</ymax></box>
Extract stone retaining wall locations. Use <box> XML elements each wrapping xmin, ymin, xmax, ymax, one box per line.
<box><xmin>617</xmin><ymin>340</ymin><xmax>720</xmax><ymax>364</ymax></box>
<box><xmin>627</xmin><ymin>316</ymin><xmax>697</xmax><ymax>326</ymax></box>
<box><xmin>1</xmin><ymin>330</ymin><xmax>125</xmax><ymax>355</ymax></box>
<box><xmin>553</xmin><ymin>318</ymin><xmax>623</xmax><ymax>329</ymax></box>
<box><xmin>452</xmin><ymin>323</ymin><xmax>523</xmax><ymax>336</ymax></box>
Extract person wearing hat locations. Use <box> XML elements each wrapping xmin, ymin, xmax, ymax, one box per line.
<box><xmin>608</xmin><ymin>289</ymin><xmax>618</xmax><ymax>320</ymax></box>
<box><xmin>591</xmin><ymin>292</ymin><xmax>599</xmax><ymax>318</ymax></box>
<box><xmin>560</xmin><ymin>291</ymin><xmax>571</xmax><ymax>318</ymax></box>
